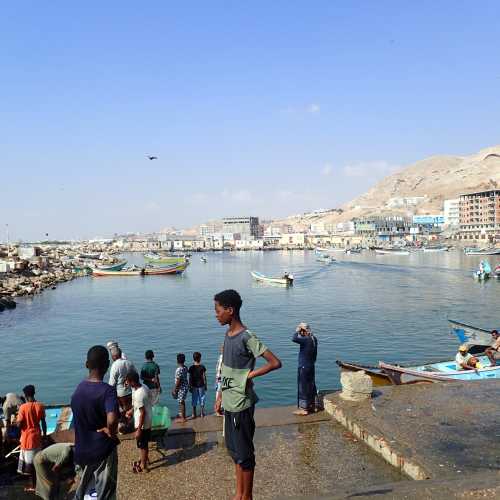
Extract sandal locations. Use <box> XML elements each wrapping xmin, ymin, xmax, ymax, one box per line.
<box><xmin>132</xmin><ymin>460</ymin><xmax>143</xmax><ymax>473</ymax></box>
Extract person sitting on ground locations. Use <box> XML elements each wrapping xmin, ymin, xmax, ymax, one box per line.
<box><xmin>172</xmin><ymin>353</ymin><xmax>189</xmax><ymax>422</ymax></box>
<box><xmin>140</xmin><ymin>350</ymin><xmax>161</xmax><ymax>406</ymax></box>
<box><xmin>455</xmin><ymin>344</ymin><xmax>480</xmax><ymax>370</ymax></box>
<box><xmin>109</xmin><ymin>346</ymin><xmax>136</xmax><ymax>431</ymax></box>
<box><xmin>17</xmin><ymin>384</ymin><xmax>47</xmax><ymax>493</ymax></box>
<box><xmin>125</xmin><ymin>371</ymin><xmax>152</xmax><ymax>474</ymax></box>
<box><xmin>189</xmin><ymin>352</ymin><xmax>207</xmax><ymax>418</ymax></box>
<box><xmin>34</xmin><ymin>443</ymin><xmax>75</xmax><ymax>500</ymax></box>
<box><xmin>71</xmin><ymin>345</ymin><xmax>120</xmax><ymax>500</ymax></box>
<box><xmin>485</xmin><ymin>330</ymin><xmax>500</xmax><ymax>367</ymax></box>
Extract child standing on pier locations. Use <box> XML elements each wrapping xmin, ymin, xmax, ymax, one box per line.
<box><xmin>189</xmin><ymin>352</ymin><xmax>207</xmax><ymax>418</ymax></box>
<box><xmin>172</xmin><ymin>353</ymin><xmax>189</xmax><ymax>422</ymax></box>
<box><xmin>214</xmin><ymin>289</ymin><xmax>282</xmax><ymax>500</ymax></box>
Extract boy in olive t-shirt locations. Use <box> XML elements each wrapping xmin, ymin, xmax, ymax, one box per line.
<box><xmin>214</xmin><ymin>289</ymin><xmax>281</xmax><ymax>500</ymax></box>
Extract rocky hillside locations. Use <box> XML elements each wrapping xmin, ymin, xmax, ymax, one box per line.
<box><xmin>298</xmin><ymin>145</ymin><xmax>500</xmax><ymax>227</ymax></box>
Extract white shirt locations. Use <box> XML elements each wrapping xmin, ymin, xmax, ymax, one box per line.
<box><xmin>132</xmin><ymin>385</ymin><xmax>152</xmax><ymax>430</ymax></box>
<box><xmin>455</xmin><ymin>352</ymin><xmax>472</xmax><ymax>370</ymax></box>
<box><xmin>109</xmin><ymin>358</ymin><xmax>135</xmax><ymax>397</ymax></box>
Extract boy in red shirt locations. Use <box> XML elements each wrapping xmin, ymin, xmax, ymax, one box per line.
<box><xmin>17</xmin><ymin>384</ymin><xmax>47</xmax><ymax>492</ymax></box>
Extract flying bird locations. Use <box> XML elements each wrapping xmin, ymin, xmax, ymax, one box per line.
<box><xmin>146</xmin><ymin>155</ymin><xmax>158</xmax><ymax>160</ymax></box>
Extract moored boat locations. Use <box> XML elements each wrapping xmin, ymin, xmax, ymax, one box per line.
<box><xmin>422</xmin><ymin>245</ymin><xmax>448</xmax><ymax>252</ymax></box>
<box><xmin>449</xmin><ymin>318</ymin><xmax>494</xmax><ymax>351</ymax></box>
<box><xmin>144</xmin><ymin>252</ymin><xmax>187</xmax><ymax>264</ymax></box>
<box><xmin>92</xmin><ymin>262</ymin><xmax>188</xmax><ymax>277</ymax></box>
<box><xmin>375</xmin><ymin>248</ymin><xmax>410</xmax><ymax>256</ymax></box>
<box><xmin>464</xmin><ymin>247</ymin><xmax>500</xmax><ymax>256</ymax></box>
<box><xmin>251</xmin><ymin>270</ymin><xmax>293</xmax><ymax>286</ymax></box>
<box><xmin>93</xmin><ymin>259</ymin><xmax>127</xmax><ymax>271</ymax></box>
<box><xmin>336</xmin><ymin>360</ymin><xmax>394</xmax><ymax>386</ymax></box>
<box><xmin>316</xmin><ymin>254</ymin><xmax>334</xmax><ymax>263</ymax></box>
<box><xmin>379</xmin><ymin>356</ymin><xmax>500</xmax><ymax>384</ymax></box>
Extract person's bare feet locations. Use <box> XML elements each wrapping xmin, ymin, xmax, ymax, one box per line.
<box><xmin>293</xmin><ymin>409</ymin><xmax>309</xmax><ymax>416</ymax></box>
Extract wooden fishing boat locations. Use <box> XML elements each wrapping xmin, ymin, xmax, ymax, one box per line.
<box><xmin>143</xmin><ymin>263</ymin><xmax>188</xmax><ymax>275</ymax></box>
<box><xmin>93</xmin><ymin>262</ymin><xmax>188</xmax><ymax>277</ymax></box>
<box><xmin>336</xmin><ymin>360</ymin><xmax>394</xmax><ymax>386</ymax></box>
<box><xmin>375</xmin><ymin>248</ymin><xmax>410</xmax><ymax>256</ymax></box>
<box><xmin>93</xmin><ymin>260</ymin><xmax>127</xmax><ymax>271</ymax></box>
<box><xmin>449</xmin><ymin>319</ymin><xmax>495</xmax><ymax>349</ymax></box>
<box><xmin>422</xmin><ymin>246</ymin><xmax>448</xmax><ymax>252</ymax></box>
<box><xmin>379</xmin><ymin>356</ymin><xmax>500</xmax><ymax>384</ymax></box>
<box><xmin>144</xmin><ymin>253</ymin><xmax>187</xmax><ymax>264</ymax></box>
<box><xmin>92</xmin><ymin>267</ymin><xmax>143</xmax><ymax>276</ymax></box>
<box><xmin>316</xmin><ymin>254</ymin><xmax>335</xmax><ymax>263</ymax></box>
<box><xmin>464</xmin><ymin>247</ymin><xmax>500</xmax><ymax>256</ymax></box>
<box><xmin>251</xmin><ymin>271</ymin><xmax>293</xmax><ymax>286</ymax></box>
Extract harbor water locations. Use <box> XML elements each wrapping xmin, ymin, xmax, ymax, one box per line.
<box><xmin>1</xmin><ymin>250</ymin><xmax>499</xmax><ymax>414</ymax></box>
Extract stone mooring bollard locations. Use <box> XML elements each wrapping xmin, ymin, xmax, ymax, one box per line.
<box><xmin>340</xmin><ymin>370</ymin><xmax>373</xmax><ymax>401</ymax></box>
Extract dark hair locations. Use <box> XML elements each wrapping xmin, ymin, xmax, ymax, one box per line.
<box><xmin>87</xmin><ymin>345</ymin><xmax>110</xmax><ymax>371</ymax></box>
<box><xmin>126</xmin><ymin>370</ymin><xmax>140</xmax><ymax>384</ymax></box>
<box><xmin>193</xmin><ymin>352</ymin><xmax>202</xmax><ymax>362</ymax></box>
<box><xmin>23</xmin><ymin>385</ymin><xmax>35</xmax><ymax>398</ymax></box>
<box><xmin>214</xmin><ymin>289</ymin><xmax>242</xmax><ymax>317</ymax></box>
<box><xmin>492</xmin><ymin>330</ymin><xmax>499</xmax><ymax>335</ymax></box>
<box><xmin>145</xmin><ymin>350</ymin><xmax>154</xmax><ymax>360</ymax></box>
<box><xmin>177</xmin><ymin>353</ymin><xmax>185</xmax><ymax>364</ymax></box>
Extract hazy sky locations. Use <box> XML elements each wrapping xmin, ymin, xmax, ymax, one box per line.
<box><xmin>2</xmin><ymin>1</ymin><xmax>500</xmax><ymax>240</ymax></box>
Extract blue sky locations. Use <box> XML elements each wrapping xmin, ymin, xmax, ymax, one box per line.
<box><xmin>1</xmin><ymin>1</ymin><xmax>499</xmax><ymax>240</ymax></box>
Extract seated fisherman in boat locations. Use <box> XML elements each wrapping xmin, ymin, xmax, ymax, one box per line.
<box><xmin>455</xmin><ymin>345</ymin><xmax>482</xmax><ymax>370</ymax></box>
<box><xmin>485</xmin><ymin>330</ymin><xmax>500</xmax><ymax>367</ymax></box>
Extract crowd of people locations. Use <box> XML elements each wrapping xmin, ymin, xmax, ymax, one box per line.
<box><xmin>0</xmin><ymin>288</ymin><xmax>322</xmax><ymax>500</ymax></box>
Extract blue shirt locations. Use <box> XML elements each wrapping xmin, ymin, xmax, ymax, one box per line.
<box><xmin>71</xmin><ymin>380</ymin><xmax>119</xmax><ymax>466</ymax></box>
<box><xmin>292</xmin><ymin>332</ymin><xmax>318</xmax><ymax>368</ymax></box>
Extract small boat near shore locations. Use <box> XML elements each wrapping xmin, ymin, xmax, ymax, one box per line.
<box><xmin>375</xmin><ymin>248</ymin><xmax>410</xmax><ymax>256</ymax></box>
<box><xmin>464</xmin><ymin>247</ymin><xmax>500</xmax><ymax>256</ymax></box>
<box><xmin>316</xmin><ymin>254</ymin><xmax>335</xmax><ymax>263</ymax></box>
<box><xmin>251</xmin><ymin>271</ymin><xmax>293</xmax><ymax>286</ymax></box>
<box><xmin>449</xmin><ymin>318</ymin><xmax>495</xmax><ymax>350</ymax></box>
<box><xmin>422</xmin><ymin>245</ymin><xmax>448</xmax><ymax>253</ymax></box>
<box><xmin>379</xmin><ymin>356</ymin><xmax>500</xmax><ymax>384</ymax></box>
<box><xmin>92</xmin><ymin>262</ymin><xmax>188</xmax><ymax>277</ymax></box>
<box><xmin>144</xmin><ymin>252</ymin><xmax>188</xmax><ymax>264</ymax></box>
<box><xmin>93</xmin><ymin>259</ymin><xmax>127</xmax><ymax>272</ymax></box>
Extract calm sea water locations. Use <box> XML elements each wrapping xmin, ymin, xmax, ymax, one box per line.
<box><xmin>1</xmin><ymin>250</ymin><xmax>499</xmax><ymax>414</ymax></box>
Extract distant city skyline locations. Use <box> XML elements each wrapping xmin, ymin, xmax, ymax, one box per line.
<box><xmin>2</xmin><ymin>2</ymin><xmax>500</xmax><ymax>240</ymax></box>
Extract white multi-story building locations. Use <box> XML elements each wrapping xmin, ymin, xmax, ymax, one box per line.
<box><xmin>443</xmin><ymin>199</ymin><xmax>460</xmax><ymax>227</ymax></box>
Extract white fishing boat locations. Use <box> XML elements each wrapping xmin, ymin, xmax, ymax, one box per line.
<box><xmin>375</xmin><ymin>248</ymin><xmax>410</xmax><ymax>256</ymax></box>
<box><xmin>251</xmin><ymin>271</ymin><xmax>294</xmax><ymax>286</ymax></box>
<box><xmin>464</xmin><ymin>247</ymin><xmax>500</xmax><ymax>256</ymax></box>
<box><xmin>422</xmin><ymin>246</ymin><xmax>448</xmax><ymax>253</ymax></box>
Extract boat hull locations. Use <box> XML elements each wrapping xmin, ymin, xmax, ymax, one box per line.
<box><xmin>375</xmin><ymin>249</ymin><xmax>410</xmax><ymax>256</ymax></box>
<box><xmin>251</xmin><ymin>271</ymin><xmax>293</xmax><ymax>286</ymax></box>
<box><xmin>379</xmin><ymin>356</ymin><xmax>500</xmax><ymax>384</ymax></box>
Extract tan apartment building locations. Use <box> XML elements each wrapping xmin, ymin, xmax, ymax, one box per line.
<box><xmin>459</xmin><ymin>189</ymin><xmax>500</xmax><ymax>242</ymax></box>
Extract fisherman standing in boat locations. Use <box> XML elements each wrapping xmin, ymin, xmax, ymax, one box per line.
<box><xmin>292</xmin><ymin>323</ymin><xmax>318</xmax><ymax>415</ymax></box>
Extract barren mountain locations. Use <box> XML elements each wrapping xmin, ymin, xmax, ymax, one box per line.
<box><xmin>289</xmin><ymin>145</ymin><xmax>500</xmax><ymax>228</ymax></box>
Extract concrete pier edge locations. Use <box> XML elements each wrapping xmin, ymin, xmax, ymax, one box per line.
<box><xmin>323</xmin><ymin>394</ymin><xmax>429</xmax><ymax>480</ymax></box>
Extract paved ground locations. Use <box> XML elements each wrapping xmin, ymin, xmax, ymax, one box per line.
<box><xmin>324</xmin><ymin>379</ymin><xmax>500</xmax><ymax>479</ymax></box>
<box><xmin>117</xmin><ymin>420</ymin><xmax>405</xmax><ymax>499</ymax></box>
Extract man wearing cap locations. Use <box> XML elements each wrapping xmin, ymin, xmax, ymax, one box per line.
<box><xmin>485</xmin><ymin>330</ymin><xmax>500</xmax><ymax>367</ymax></box>
<box><xmin>455</xmin><ymin>345</ymin><xmax>480</xmax><ymax>370</ymax></box>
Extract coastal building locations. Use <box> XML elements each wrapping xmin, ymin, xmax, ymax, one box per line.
<box><xmin>354</xmin><ymin>216</ymin><xmax>413</xmax><ymax>242</ymax></box>
<box><xmin>222</xmin><ymin>217</ymin><xmax>260</xmax><ymax>239</ymax></box>
<box><xmin>412</xmin><ymin>215</ymin><xmax>445</xmax><ymax>227</ymax></box>
<box><xmin>386</xmin><ymin>196</ymin><xmax>427</xmax><ymax>209</ymax></box>
<box><xmin>279</xmin><ymin>233</ymin><xmax>306</xmax><ymax>248</ymax></box>
<box><xmin>459</xmin><ymin>189</ymin><xmax>500</xmax><ymax>242</ymax></box>
<box><xmin>443</xmin><ymin>198</ymin><xmax>460</xmax><ymax>227</ymax></box>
